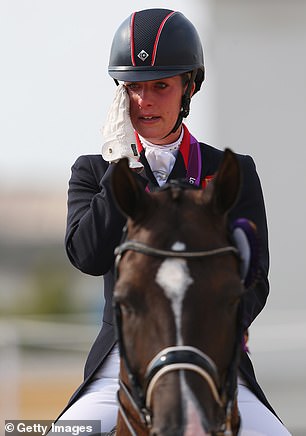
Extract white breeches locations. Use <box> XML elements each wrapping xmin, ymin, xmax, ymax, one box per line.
<box><xmin>237</xmin><ymin>381</ymin><xmax>291</xmax><ymax>435</ymax></box>
<box><xmin>50</xmin><ymin>345</ymin><xmax>291</xmax><ymax>435</ymax></box>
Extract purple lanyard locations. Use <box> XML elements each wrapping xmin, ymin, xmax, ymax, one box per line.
<box><xmin>186</xmin><ymin>134</ymin><xmax>202</xmax><ymax>186</ymax></box>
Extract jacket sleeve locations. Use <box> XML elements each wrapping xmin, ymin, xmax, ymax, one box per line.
<box><xmin>229</xmin><ymin>154</ymin><xmax>270</xmax><ymax>328</ymax></box>
<box><xmin>65</xmin><ymin>155</ymin><xmax>126</xmax><ymax>276</ymax></box>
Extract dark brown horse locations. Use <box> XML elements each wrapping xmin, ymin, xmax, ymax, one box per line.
<box><xmin>111</xmin><ymin>149</ymin><xmax>246</xmax><ymax>436</ymax></box>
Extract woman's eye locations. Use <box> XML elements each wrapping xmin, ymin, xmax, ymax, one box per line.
<box><xmin>126</xmin><ymin>83</ymin><xmax>139</xmax><ymax>90</ymax></box>
<box><xmin>155</xmin><ymin>82</ymin><xmax>167</xmax><ymax>89</ymax></box>
<box><xmin>125</xmin><ymin>82</ymin><xmax>167</xmax><ymax>91</ymax></box>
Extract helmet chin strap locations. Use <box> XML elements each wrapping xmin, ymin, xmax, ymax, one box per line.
<box><xmin>166</xmin><ymin>68</ymin><xmax>198</xmax><ymax>138</ymax></box>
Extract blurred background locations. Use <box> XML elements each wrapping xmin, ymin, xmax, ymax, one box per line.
<box><xmin>1</xmin><ymin>0</ymin><xmax>305</xmax><ymax>434</ymax></box>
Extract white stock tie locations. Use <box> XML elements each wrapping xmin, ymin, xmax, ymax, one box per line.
<box><xmin>140</xmin><ymin>128</ymin><xmax>184</xmax><ymax>186</ymax></box>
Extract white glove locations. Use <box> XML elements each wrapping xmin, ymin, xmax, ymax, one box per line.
<box><xmin>101</xmin><ymin>84</ymin><xmax>143</xmax><ymax>171</ymax></box>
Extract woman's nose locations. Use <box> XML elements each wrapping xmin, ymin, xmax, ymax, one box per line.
<box><xmin>136</xmin><ymin>87</ymin><xmax>153</xmax><ymax>106</ymax></box>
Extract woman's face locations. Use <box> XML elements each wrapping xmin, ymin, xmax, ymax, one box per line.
<box><xmin>125</xmin><ymin>76</ymin><xmax>185</xmax><ymax>145</ymax></box>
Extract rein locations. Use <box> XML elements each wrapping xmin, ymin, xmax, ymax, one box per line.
<box><xmin>113</xmin><ymin>238</ymin><xmax>242</xmax><ymax>436</ymax></box>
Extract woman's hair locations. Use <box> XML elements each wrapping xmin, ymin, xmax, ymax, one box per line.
<box><xmin>181</xmin><ymin>72</ymin><xmax>192</xmax><ymax>87</ymax></box>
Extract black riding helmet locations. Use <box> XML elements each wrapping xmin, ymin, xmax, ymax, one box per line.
<box><xmin>108</xmin><ymin>8</ymin><xmax>205</xmax><ymax>134</ymax></box>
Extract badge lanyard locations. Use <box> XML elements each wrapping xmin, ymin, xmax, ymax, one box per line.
<box><xmin>176</xmin><ymin>125</ymin><xmax>202</xmax><ymax>186</ymax></box>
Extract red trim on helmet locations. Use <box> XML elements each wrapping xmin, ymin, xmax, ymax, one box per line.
<box><xmin>151</xmin><ymin>11</ymin><xmax>176</xmax><ymax>66</ymax></box>
<box><xmin>130</xmin><ymin>12</ymin><xmax>136</xmax><ymax>66</ymax></box>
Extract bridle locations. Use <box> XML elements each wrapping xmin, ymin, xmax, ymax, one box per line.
<box><xmin>113</xmin><ymin>238</ymin><xmax>243</xmax><ymax>436</ymax></box>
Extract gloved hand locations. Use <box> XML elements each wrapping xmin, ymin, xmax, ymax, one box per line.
<box><xmin>101</xmin><ymin>84</ymin><xmax>143</xmax><ymax>171</ymax></box>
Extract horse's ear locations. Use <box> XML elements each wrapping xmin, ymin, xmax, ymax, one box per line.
<box><xmin>111</xmin><ymin>158</ymin><xmax>151</xmax><ymax>220</ymax></box>
<box><xmin>210</xmin><ymin>148</ymin><xmax>241</xmax><ymax>215</ymax></box>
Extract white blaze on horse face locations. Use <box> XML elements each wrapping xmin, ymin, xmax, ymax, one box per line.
<box><xmin>156</xmin><ymin>242</ymin><xmax>193</xmax><ymax>344</ymax></box>
<box><xmin>181</xmin><ymin>374</ymin><xmax>210</xmax><ymax>436</ymax></box>
<box><xmin>156</xmin><ymin>244</ymin><xmax>208</xmax><ymax>435</ymax></box>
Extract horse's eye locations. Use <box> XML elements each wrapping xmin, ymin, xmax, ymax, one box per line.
<box><xmin>114</xmin><ymin>288</ymin><xmax>146</xmax><ymax>317</ymax></box>
<box><xmin>120</xmin><ymin>301</ymin><xmax>135</xmax><ymax>316</ymax></box>
<box><xmin>114</xmin><ymin>292</ymin><xmax>136</xmax><ymax>317</ymax></box>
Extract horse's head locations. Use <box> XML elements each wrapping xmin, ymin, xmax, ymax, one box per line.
<box><xmin>112</xmin><ymin>149</ymin><xmax>245</xmax><ymax>436</ymax></box>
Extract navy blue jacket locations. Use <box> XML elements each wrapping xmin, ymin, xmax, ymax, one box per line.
<box><xmin>63</xmin><ymin>142</ymin><xmax>276</xmax><ymax>417</ymax></box>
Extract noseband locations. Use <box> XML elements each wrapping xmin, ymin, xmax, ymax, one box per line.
<box><xmin>113</xmin><ymin>239</ymin><xmax>242</xmax><ymax>436</ymax></box>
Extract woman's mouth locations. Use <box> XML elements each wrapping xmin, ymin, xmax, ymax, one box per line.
<box><xmin>140</xmin><ymin>115</ymin><xmax>160</xmax><ymax>122</ymax></box>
